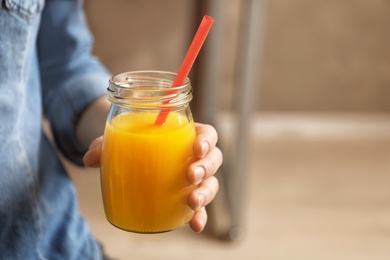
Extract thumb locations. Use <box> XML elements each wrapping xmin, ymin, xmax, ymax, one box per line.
<box><xmin>83</xmin><ymin>136</ymin><xmax>103</xmax><ymax>168</ymax></box>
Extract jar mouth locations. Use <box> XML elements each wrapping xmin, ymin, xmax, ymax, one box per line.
<box><xmin>108</xmin><ymin>70</ymin><xmax>193</xmax><ymax>109</ymax></box>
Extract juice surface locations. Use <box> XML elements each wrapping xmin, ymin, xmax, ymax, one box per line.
<box><xmin>101</xmin><ymin>111</ymin><xmax>196</xmax><ymax>233</ymax></box>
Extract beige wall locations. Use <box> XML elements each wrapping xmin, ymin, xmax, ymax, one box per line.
<box><xmin>260</xmin><ymin>0</ymin><xmax>390</xmax><ymax>113</ymax></box>
<box><xmin>84</xmin><ymin>0</ymin><xmax>196</xmax><ymax>74</ymax></box>
<box><xmin>84</xmin><ymin>0</ymin><xmax>390</xmax><ymax>113</ymax></box>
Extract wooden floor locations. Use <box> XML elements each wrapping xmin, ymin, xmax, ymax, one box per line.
<box><xmin>66</xmin><ymin>113</ymin><xmax>390</xmax><ymax>260</ymax></box>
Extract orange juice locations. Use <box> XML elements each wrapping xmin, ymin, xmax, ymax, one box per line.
<box><xmin>101</xmin><ymin>111</ymin><xmax>196</xmax><ymax>233</ymax></box>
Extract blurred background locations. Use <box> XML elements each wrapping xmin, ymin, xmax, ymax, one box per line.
<box><xmin>65</xmin><ymin>0</ymin><xmax>390</xmax><ymax>259</ymax></box>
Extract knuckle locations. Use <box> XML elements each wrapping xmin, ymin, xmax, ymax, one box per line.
<box><xmin>203</xmin><ymin>156</ymin><xmax>216</xmax><ymax>176</ymax></box>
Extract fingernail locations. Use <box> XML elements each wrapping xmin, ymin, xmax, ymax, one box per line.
<box><xmin>194</xmin><ymin>167</ymin><xmax>205</xmax><ymax>185</ymax></box>
<box><xmin>201</xmin><ymin>141</ymin><xmax>209</xmax><ymax>158</ymax></box>
<box><xmin>197</xmin><ymin>194</ymin><xmax>205</xmax><ymax>209</ymax></box>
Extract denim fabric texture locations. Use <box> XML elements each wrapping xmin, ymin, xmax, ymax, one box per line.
<box><xmin>0</xmin><ymin>0</ymin><xmax>111</xmax><ymax>259</ymax></box>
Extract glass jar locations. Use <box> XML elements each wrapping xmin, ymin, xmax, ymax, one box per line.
<box><xmin>100</xmin><ymin>71</ymin><xmax>196</xmax><ymax>233</ymax></box>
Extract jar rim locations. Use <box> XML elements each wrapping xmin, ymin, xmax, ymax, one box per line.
<box><xmin>110</xmin><ymin>70</ymin><xmax>190</xmax><ymax>86</ymax></box>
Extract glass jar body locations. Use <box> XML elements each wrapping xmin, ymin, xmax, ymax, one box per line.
<box><xmin>100</xmin><ymin>71</ymin><xmax>196</xmax><ymax>233</ymax></box>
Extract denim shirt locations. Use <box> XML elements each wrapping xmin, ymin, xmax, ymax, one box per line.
<box><xmin>0</xmin><ymin>0</ymin><xmax>111</xmax><ymax>259</ymax></box>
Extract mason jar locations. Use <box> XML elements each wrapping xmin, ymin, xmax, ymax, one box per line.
<box><xmin>100</xmin><ymin>70</ymin><xmax>196</xmax><ymax>233</ymax></box>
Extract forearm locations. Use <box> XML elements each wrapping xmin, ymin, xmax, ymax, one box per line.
<box><xmin>76</xmin><ymin>96</ymin><xmax>110</xmax><ymax>150</ymax></box>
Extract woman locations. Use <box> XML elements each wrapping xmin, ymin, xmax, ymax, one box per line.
<box><xmin>0</xmin><ymin>0</ymin><xmax>222</xmax><ymax>259</ymax></box>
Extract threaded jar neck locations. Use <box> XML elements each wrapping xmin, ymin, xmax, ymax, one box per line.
<box><xmin>107</xmin><ymin>70</ymin><xmax>193</xmax><ymax>110</ymax></box>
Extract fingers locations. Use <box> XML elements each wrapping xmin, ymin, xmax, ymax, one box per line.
<box><xmin>190</xmin><ymin>207</ymin><xmax>207</xmax><ymax>233</ymax></box>
<box><xmin>188</xmin><ymin>176</ymin><xmax>219</xmax><ymax>232</ymax></box>
<box><xmin>193</xmin><ymin>123</ymin><xmax>218</xmax><ymax>158</ymax></box>
<box><xmin>188</xmin><ymin>123</ymin><xmax>223</xmax><ymax>185</ymax></box>
<box><xmin>187</xmin><ymin>147</ymin><xmax>223</xmax><ymax>185</ymax></box>
<box><xmin>187</xmin><ymin>123</ymin><xmax>222</xmax><ymax>232</ymax></box>
<box><xmin>82</xmin><ymin>136</ymin><xmax>103</xmax><ymax>168</ymax></box>
<box><xmin>188</xmin><ymin>176</ymin><xmax>219</xmax><ymax>212</ymax></box>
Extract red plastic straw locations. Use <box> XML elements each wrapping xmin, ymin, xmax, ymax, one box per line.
<box><xmin>154</xmin><ymin>15</ymin><xmax>214</xmax><ymax>126</ymax></box>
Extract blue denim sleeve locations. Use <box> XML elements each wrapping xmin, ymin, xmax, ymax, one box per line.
<box><xmin>38</xmin><ymin>0</ymin><xmax>111</xmax><ymax>166</ymax></box>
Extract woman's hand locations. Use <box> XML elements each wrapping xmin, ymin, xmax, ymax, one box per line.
<box><xmin>186</xmin><ymin>123</ymin><xmax>222</xmax><ymax>232</ymax></box>
<box><xmin>83</xmin><ymin>123</ymin><xmax>223</xmax><ymax>233</ymax></box>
